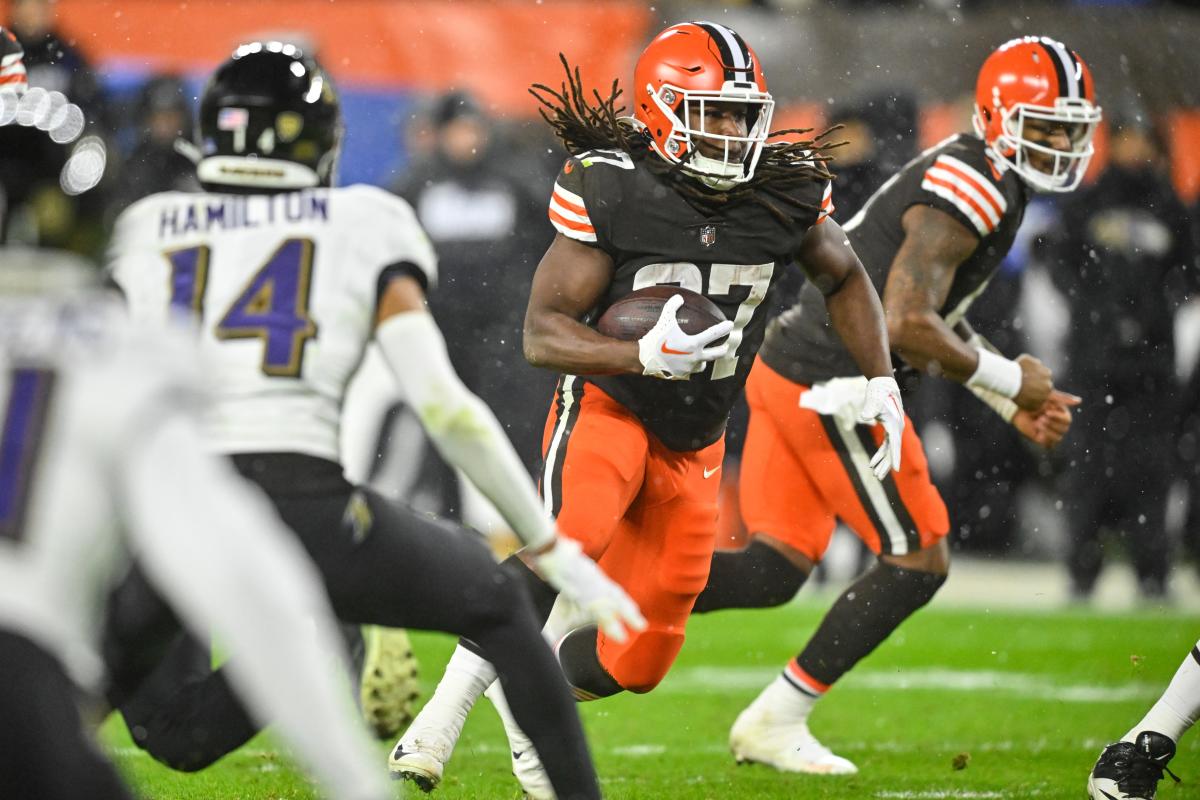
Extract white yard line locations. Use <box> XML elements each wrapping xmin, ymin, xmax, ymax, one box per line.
<box><xmin>658</xmin><ymin>665</ymin><xmax>1161</xmax><ymax>703</ymax></box>
<box><xmin>874</xmin><ymin>792</ymin><xmax>1047</xmax><ymax>799</ymax></box>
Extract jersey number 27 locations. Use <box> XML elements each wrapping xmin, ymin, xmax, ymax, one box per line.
<box><xmin>165</xmin><ymin>238</ymin><xmax>318</xmax><ymax>378</ymax></box>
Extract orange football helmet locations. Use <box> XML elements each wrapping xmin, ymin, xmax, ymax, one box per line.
<box><xmin>973</xmin><ymin>36</ymin><xmax>1101</xmax><ymax>192</ymax></box>
<box><xmin>633</xmin><ymin>21</ymin><xmax>774</xmax><ymax>188</ymax></box>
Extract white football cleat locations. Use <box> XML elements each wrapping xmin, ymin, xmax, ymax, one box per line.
<box><xmin>389</xmin><ymin>729</ymin><xmax>452</xmax><ymax>792</ymax></box>
<box><xmin>485</xmin><ymin>682</ymin><xmax>556</xmax><ymax>800</ymax></box>
<box><xmin>360</xmin><ymin>625</ymin><xmax>420</xmax><ymax>739</ymax></box>
<box><xmin>729</xmin><ymin>704</ymin><xmax>858</xmax><ymax>775</ymax></box>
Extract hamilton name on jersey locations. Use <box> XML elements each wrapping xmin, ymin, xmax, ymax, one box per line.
<box><xmin>549</xmin><ymin>148</ymin><xmax>832</xmax><ymax>451</ymax></box>
<box><xmin>156</xmin><ymin>191</ymin><xmax>331</xmax><ymax>239</ymax></box>
<box><xmin>762</xmin><ymin>133</ymin><xmax>1029</xmax><ymax>387</ymax></box>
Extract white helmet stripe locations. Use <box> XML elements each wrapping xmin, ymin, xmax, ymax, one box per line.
<box><xmin>1041</xmin><ymin>38</ymin><xmax>1079</xmax><ymax>99</ymax></box>
<box><xmin>695</xmin><ymin>20</ymin><xmax>750</xmax><ymax>82</ymax></box>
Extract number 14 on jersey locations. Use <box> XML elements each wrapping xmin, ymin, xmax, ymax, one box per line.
<box><xmin>165</xmin><ymin>238</ymin><xmax>318</xmax><ymax>378</ymax></box>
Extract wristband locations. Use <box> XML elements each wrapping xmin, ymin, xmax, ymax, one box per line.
<box><xmin>966</xmin><ymin>347</ymin><xmax>1022</xmax><ymax>399</ymax></box>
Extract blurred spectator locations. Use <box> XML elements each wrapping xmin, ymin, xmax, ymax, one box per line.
<box><xmin>111</xmin><ymin>75</ymin><xmax>199</xmax><ymax>214</ymax></box>
<box><xmin>1047</xmin><ymin>115</ymin><xmax>1199</xmax><ymax>600</ymax></box>
<box><xmin>8</xmin><ymin>0</ymin><xmax>103</xmax><ymax>124</ymax></box>
<box><xmin>390</xmin><ymin>91</ymin><xmax>555</xmax><ymax>525</ymax></box>
<box><xmin>5</xmin><ymin>0</ymin><xmax>110</xmax><ymax>256</ymax></box>
<box><xmin>1183</xmin><ymin>333</ymin><xmax>1200</xmax><ymax>575</ymax></box>
<box><xmin>856</xmin><ymin>89</ymin><xmax>919</xmax><ymax>177</ymax></box>
<box><xmin>1182</xmin><ymin>199</ymin><xmax>1200</xmax><ymax>576</ymax></box>
<box><xmin>826</xmin><ymin>102</ymin><xmax>887</xmax><ymax>221</ymax></box>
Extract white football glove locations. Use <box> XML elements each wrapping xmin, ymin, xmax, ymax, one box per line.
<box><xmin>859</xmin><ymin>376</ymin><xmax>905</xmax><ymax>481</ymax></box>
<box><xmin>533</xmin><ymin>537</ymin><xmax>646</xmax><ymax>643</ymax></box>
<box><xmin>637</xmin><ymin>294</ymin><xmax>734</xmax><ymax>381</ymax></box>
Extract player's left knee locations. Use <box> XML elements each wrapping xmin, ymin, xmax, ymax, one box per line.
<box><xmin>878</xmin><ymin>560</ymin><xmax>947</xmax><ymax>609</ymax></box>
<box><xmin>600</xmin><ymin>628</ymin><xmax>684</xmax><ymax>694</ymax></box>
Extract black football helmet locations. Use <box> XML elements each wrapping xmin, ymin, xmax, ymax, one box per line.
<box><xmin>197</xmin><ymin>42</ymin><xmax>341</xmax><ymax>190</ymax></box>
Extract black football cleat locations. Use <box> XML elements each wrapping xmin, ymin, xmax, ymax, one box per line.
<box><xmin>1087</xmin><ymin>731</ymin><xmax>1181</xmax><ymax>800</ymax></box>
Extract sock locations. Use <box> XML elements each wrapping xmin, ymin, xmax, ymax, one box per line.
<box><xmin>402</xmin><ymin>644</ymin><xmax>495</xmax><ymax>749</ymax></box>
<box><xmin>692</xmin><ymin>539</ymin><xmax>809</xmax><ymax>614</ymax></box>
<box><xmin>484</xmin><ymin>681</ymin><xmax>534</xmax><ymax>755</ymax></box>
<box><xmin>745</xmin><ymin>671</ymin><xmax>821</xmax><ymax>724</ymax></box>
<box><xmin>556</xmin><ymin>625</ymin><xmax>623</xmax><ymax>700</ymax></box>
<box><xmin>796</xmin><ymin>561</ymin><xmax>946</xmax><ymax>687</ymax></box>
<box><xmin>1124</xmin><ymin>641</ymin><xmax>1200</xmax><ymax>744</ymax></box>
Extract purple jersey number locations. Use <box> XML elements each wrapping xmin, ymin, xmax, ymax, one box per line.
<box><xmin>0</xmin><ymin>369</ymin><xmax>56</xmax><ymax>542</ymax></box>
<box><xmin>165</xmin><ymin>238</ymin><xmax>318</xmax><ymax>378</ymax></box>
<box><xmin>165</xmin><ymin>245</ymin><xmax>210</xmax><ymax>314</ymax></box>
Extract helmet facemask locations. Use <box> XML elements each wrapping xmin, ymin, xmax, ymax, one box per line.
<box><xmin>980</xmin><ymin>96</ymin><xmax>1101</xmax><ymax>193</ymax></box>
<box><xmin>646</xmin><ymin>81</ymin><xmax>774</xmax><ymax>190</ymax></box>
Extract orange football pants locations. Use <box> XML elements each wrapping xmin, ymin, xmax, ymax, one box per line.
<box><xmin>740</xmin><ymin>360</ymin><xmax>949</xmax><ymax>560</ymax></box>
<box><xmin>540</xmin><ymin>377</ymin><xmax>723</xmax><ymax>693</ymax></box>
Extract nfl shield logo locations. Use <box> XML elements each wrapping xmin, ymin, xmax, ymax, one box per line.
<box><xmin>700</xmin><ymin>225</ymin><xmax>717</xmax><ymax>248</ymax></box>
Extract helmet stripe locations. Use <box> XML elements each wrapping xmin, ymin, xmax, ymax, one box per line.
<box><xmin>728</xmin><ymin>27</ymin><xmax>755</xmax><ymax>79</ymax></box>
<box><xmin>1039</xmin><ymin>38</ymin><xmax>1078</xmax><ymax>100</ymax></box>
<box><xmin>1067</xmin><ymin>47</ymin><xmax>1089</xmax><ymax>99</ymax></box>
<box><xmin>694</xmin><ymin>21</ymin><xmax>751</xmax><ymax>83</ymax></box>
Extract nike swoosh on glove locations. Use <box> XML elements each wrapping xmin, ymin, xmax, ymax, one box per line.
<box><xmin>859</xmin><ymin>376</ymin><xmax>904</xmax><ymax>480</ymax></box>
<box><xmin>534</xmin><ymin>537</ymin><xmax>646</xmax><ymax>643</ymax></box>
<box><xmin>637</xmin><ymin>294</ymin><xmax>734</xmax><ymax>380</ymax></box>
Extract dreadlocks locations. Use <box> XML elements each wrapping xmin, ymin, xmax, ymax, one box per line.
<box><xmin>529</xmin><ymin>55</ymin><xmax>841</xmax><ymax>224</ymax></box>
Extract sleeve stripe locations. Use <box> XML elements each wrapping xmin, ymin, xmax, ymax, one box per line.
<box><xmin>934</xmin><ymin>155</ymin><xmax>1006</xmax><ymax>214</ymax></box>
<box><xmin>548</xmin><ymin>207</ymin><xmax>594</xmax><ymax>233</ymax></box>
<box><xmin>920</xmin><ymin>176</ymin><xmax>991</xmax><ymax>236</ymax></box>
<box><xmin>933</xmin><ymin>161</ymin><xmax>1004</xmax><ymax>223</ymax></box>
<box><xmin>814</xmin><ymin>180</ymin><xmax>834</xmax><ymax>224</ymax></box>
<box><xmin>548</xmin><ymin>196</ymin><xmax>591</xmax><ymax>226</ymax></box>
<box><xmin>551</xmin><ymin>183</ymin><xmax>588</xmax><ymax>215</ymax></box>
<box><xmin>924</xmin><ymin>166</ymin><xmax>1002</xmax><ymax>230</ymax></box>
<box><xmin>549</xmin><ymin>208</ymin><xmax>597</xmax><ymax>242</ymax></box>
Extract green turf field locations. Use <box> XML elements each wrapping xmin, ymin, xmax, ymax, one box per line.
<box><xmin>105</xmin><ymin>601</ymin><xmax>1200</xmax><ymax>799</ymax></box>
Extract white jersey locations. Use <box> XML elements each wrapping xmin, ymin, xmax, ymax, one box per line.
<box><xmin>0</xmin><ymin>283</ymin><xmax>200</xmax><ymax>689</ymax></box>
<box><xmin>0</xmin><ymin>257</ymin><xmax>390</xmax><ymax>799</ymax></box>
<box><xmin>109</xmin><ymin>185</ymin><xmax>437</xmax><ymax>461</ymax></box>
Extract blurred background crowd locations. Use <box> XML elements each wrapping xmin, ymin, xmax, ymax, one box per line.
<box><xmin>3</xmin><ymin>0</ymin><xmax>1199</xmax><ymax>604</ymax></box>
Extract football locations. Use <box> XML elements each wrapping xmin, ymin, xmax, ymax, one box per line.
<box><xmin>596</xmin><ymin>286</ymin><xmax>727</xmax><ymax>342</ymax></box>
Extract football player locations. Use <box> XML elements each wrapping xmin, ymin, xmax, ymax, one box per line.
<box><xmin>107</xmin><ymin>43</ymin><xmax>642</xmax><ymax>800</ymax></box>
<box><xmin>1087</xmin><ymin>639</ymin><xmax>1197</xmax><ymax>799</ymax></box>
<box><xmin>0</xmin><ymin>44</ymin><xmax>389</xmax><ymax>798</ymax></box>
<box><xmin>392</xmin><ymin>21</ymin><xmax>902</xmax><ymax>797</ymax></box>
<box><xmin>687</xmin><ymin>36</ymin><xmax>1099</xmax><ymax>774</ymax></box>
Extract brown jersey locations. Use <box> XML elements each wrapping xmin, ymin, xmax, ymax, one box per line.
<box><xmin>759</xmin><ymin>133</ymin><xmax>1030</xmax><ymax>386</ymax></box>
<box><xmin>548</xmin><ymin>148</ymin><xmax>831</xmax><ymax>451</ymax></box>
